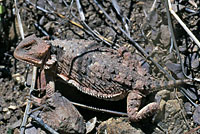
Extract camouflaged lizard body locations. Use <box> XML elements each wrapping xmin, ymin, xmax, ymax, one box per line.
<box><xmin>51</xmin><ymin>39</ymin><xmax>154</xmax><ymax>101</ymax></box>
<box><xmin>14</xmin><ymin>35</ymin><xmax>189</xmax><ymax>122</ymax></box>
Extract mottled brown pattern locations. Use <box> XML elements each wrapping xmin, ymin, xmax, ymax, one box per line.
<box><xmin>14</xmin><ymin>35</ymin><xmax>189</xmax><ymax>122</ymax></box>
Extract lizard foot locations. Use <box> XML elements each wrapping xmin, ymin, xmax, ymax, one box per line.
<box><xmin>30</xmin><ymin>90</ymin><xmax>48</xmax><ymax>104</ymax></box>
<box><xmin>127</xmin><ymin>90</ymin><xmax>159</xmax><ymax>122</ymax></box>
<box><xmin>30</xmin><ymin>83</ymin><xmax>54</xmax><ymax>104</ymax></box>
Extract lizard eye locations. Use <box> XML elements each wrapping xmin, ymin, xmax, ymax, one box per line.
<box><xmin>22</xmin><ymin>39</ymin><xmax>37</xmax><ymax>51</ymax></box>
<box><xmin>24</xmin><ymin>45</ymin><xmax>32</xmax><ymax>50</ymax></box>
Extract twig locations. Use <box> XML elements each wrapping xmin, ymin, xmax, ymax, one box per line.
<box><xmin>20</xmin><ymin>67</ymin><xmax>37</xmax><ymax>134</ymax></box>
<box><xmin>150</xmin><ymin>0</ymin><xmax>157</xmax><ymax>12</ymax></box>
<box><xmin>74</xmin><ymin>0</ymin><xmax>114</xmax><ymax>47</ymax></box>
<box><xmin>25</xmin><ymin>0</ymin><xmax>115</xmax><ymax>48</ymax></box>
<box><xmin>30</xmin><ymin>114</ymin><xmax>59</xmax><ymax>134</ymax></box>
<box><xmin>14</xmin><ymin>0</ymin><xmax>24</xmax><ymax>39</ymax></box>
<box><xmin>71</xmin><ymin>101</ymin><xmax>128</xmax><ymax>116</ymax></box>
<box><xmin>25</xmin><ymin>0</ymin><xmax>50</xmax><ymax>13</ymax></box>
<box><xmin>111</xmin><ymin>0</ymin><xmax>130</xmax><ymax>35</ymax></box>
<box><xmin>28</xmin><ymin>105</ymin><xmax>45</xmax><ymax>115</ymax></box>
<box><xmin>75</xmin><ymin>0</ymin><xmax>85</xmax><ymax>21</ymax></box>
<box><xmin>34</xmin><ymin>23</ymin><xmax>55</xmax><ymax>40</ymax></box>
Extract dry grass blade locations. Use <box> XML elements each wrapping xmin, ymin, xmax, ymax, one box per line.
<box><xmin>29</xmin><ymin>114</ymin><xmax>59</xmax><ymax>134</ymax></box>
<box><xmin>73</xmin><ymin>0</ymin><xmax>113</xmax><ymax>47</ymax></box>
<box><xmin>188</xmin><ymin>0</ymin><xmax>197</xmax><ymax>8</ymax></box>
<box><xmin>14</xmin><ymin>0</ymin><xmax>24</xmax><ymax>39</ymax></box>
<box><xmin>111</xmin><ymin>0</ymin><xmax>130</xmax><ymax>35</ymax></box>
<box><xmin>72</xmin><ymin>101</ymin><xmax>128</xmax><ymax>116</ymax></box>
<box><xmin>26</xmin><ymin>0</ymin><xmax>50</xmax><ymax>13</ymax></box>
<box><xmin>76</xmin><ymin>0</ymin><xmax>85</xmax><ymax>21</ymax></box>
<box><xmin>20</xmin><ymin>67</ymin><xmax>37</xmax><ymax>134</ymax></box>
<box><xmin>168</xmin><ymin>0</ymin><xmax>200</xmax><ymax>48</ymax></box>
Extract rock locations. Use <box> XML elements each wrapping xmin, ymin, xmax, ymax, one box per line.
<box><xmin>39</xmin><ymin>16</ymin><xmax>45</xmax><ymax>26</ymax></box>
<box><xmin>179</xmin><ymin>45</ymin><xmax>187</xmax><ymax>52</ymax></box>
<box><xmin>159</xmin><ymin>25</ymin><xmax>170</xmax><ymax>47</ymax></box>
<box><xmin>97</xmin><ymin>117</ymin><xmax>145</xmax><ymax>134</ymax></box>
<box><xmin>165</xmin><ymin>100</ymin><xmax>181</xmax><ymax>116</ymax></box>
<box><xmin>25</xmin><ymin>123</ymin><xmax>40</xmax><ymax>134</ymax></box>
<box><xmin>184</xmin><ymin>102</ymin><xmax>193</xmax><ymax>115</ymax></box>
<box><xmin>8</xmin><ymin>105</ymin><xmax>17</xmax><ymax>110</ymax></box>
<box><xmin>86</xmin><ymin>117</ymin><xmax>97</xmax><ymax>133</ymax></box>
<box><xmin>4</xmin><ymin>111</ymin><xmax>11</xmax><ymax>120</ymax></box>
<box><xmin>12</xmin><ymin>73</ymin><xmax>25</xmax><ymax>84</ymax></box>
<box><xmin>3</xmin><ymin>107</ymin><xmax>8</xmax><ymax>112</ymax></box>
<box><xmin>47</xmin><ymin>14</ymin><xmax>56</xmax><ymax>21</ymax></box>
<box><xmin>9</xmin><ymin>119</ymin><xmax>22</xmax><ymax>129</ymax></box>
<box><xmin>40</xmin><ymin>93</ymin><xmax>86</xmax><ymax>134</ymax></box>
<box><xmin>165</xmin><ymin>62</ymin><xmax>185</xmax><ymax>79</ymax></box>
<box><xmin>154</xmin><ymin>99</ymin><xmax>189</xmax><ymax>133</ymax></box>
<box><xmin>185</xmin><ymin>53</ymin><xmax>199</xmax><ymax>69</ymax></box>
<box><xmin>193</xmin><ymin>105</ymin><xmax>200</xmax><ymax>125</ymax></box>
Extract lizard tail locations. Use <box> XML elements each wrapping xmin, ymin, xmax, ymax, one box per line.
<box><xmin>150</xmin><ymin>79</ymin><xmax>192</xmax><ymax>92</ymax></box>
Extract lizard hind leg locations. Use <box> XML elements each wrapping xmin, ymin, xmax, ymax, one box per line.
<box><xmin>127</xmin><ymin>90</ymin><xmax>159</xmax><ymax>122</ymax></box>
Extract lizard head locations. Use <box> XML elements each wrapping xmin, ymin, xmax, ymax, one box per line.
<box><xmin>14</xmin><ymin>35</ymin><xmax>51</xmax><ymax>67</ymax></box>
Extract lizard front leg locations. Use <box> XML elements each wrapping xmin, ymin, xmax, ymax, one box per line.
<box><xmin>31</xmin><ymin>69</ymin><xmax>55</xmax><ymax>104</ymax></box>
<box><xmin>127</xmin><ymin>90</ymin><xmax>159</xmax><ymax>122</ymax></box>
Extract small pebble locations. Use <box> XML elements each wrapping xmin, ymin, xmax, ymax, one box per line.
<box><xmin>8</xmin><ymin>105</ymin><xmax>17</xmax><ymax>110</ymax></box>
<box><xmin>39</xmin><ymin>16</ymin><xmax>45</xmax><ymax>25</ymax></box>
<box><xmin>47</xmin><ymin>14</ymin><xmax>56</xmax><ymax>21</ymax></box>
<box><xmin>193</xmin><ymin>105</ymin><xmax>200</xmax><ymax>125</ymax></box>
<box><xmin>184</xmin><ymin>102</ymin><xmax>192</xmax><ymax>115</ymax></box>
<box><xmin>3</xmin><ymin>107</ymin><xmax>8</xmax><ymax>112</ymax></box>
<box><xmin>4</xmin><ymin>111</ymin><xmax>11</xmax><ymax>120</ymax></box>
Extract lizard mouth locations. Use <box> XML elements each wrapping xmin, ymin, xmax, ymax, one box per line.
<box><xmin>17</xmin><ymin>57</ymin><xmax>43</xmax><ymax>67</ymax></box>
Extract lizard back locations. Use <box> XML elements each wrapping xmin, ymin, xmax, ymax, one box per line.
<box><xmin>50</xmin><ymin>39</ymin><xmax>152</xmax><ymax>100</ymax></box>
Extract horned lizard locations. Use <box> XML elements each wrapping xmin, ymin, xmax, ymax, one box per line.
<box><xmin>14</xmin><ymin>34</ymin><xmax>189</xmax><ymax>122</ymax></box>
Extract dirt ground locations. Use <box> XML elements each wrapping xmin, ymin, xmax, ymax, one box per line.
<box><xmin>1</xmin><ymin>0</ymin><xmax>200</xmax><ymax>133</ymax></box>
